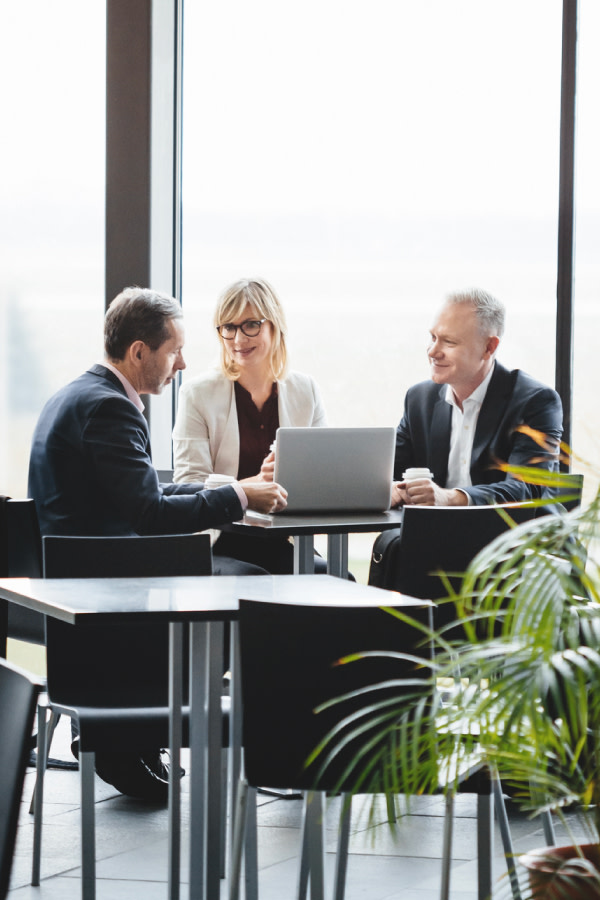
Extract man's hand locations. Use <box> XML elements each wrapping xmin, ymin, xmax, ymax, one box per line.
<box><xmin>243</xmin><ymin>481</ymin><xmax>288</xmax><ymax>514</ymax></box>
<box><xmin>392</xmin><ymin>479</ymin><xmax>468</xmax><ymax>507</ymax></box>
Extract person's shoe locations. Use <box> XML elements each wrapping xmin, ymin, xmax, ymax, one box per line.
<box><xmin>72</xmin><ymin>743</ymin><xmax>184</xmax><ymax>802</ymax></box>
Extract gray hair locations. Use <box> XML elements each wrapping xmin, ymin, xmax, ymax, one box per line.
<box><xmin>446</xmin><ymin>288</ymin><xmax>505</xmax><ymax>338</ymax></box>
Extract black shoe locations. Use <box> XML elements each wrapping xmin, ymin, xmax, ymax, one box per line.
<box><xmin>72</xmin><ymin>741</ymin><xmax>184</xmax><ymax>802</ymax></box>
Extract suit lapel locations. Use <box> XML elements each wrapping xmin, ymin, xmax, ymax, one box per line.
<box><xmin>430</xmin><ymin>391</ymin><xmax>452</xmax><ymax>486</ymax></box>
<box><xmin>472</xmin><ymin>363</ymin><xmax>514</xmax><ymax>467</ymax></box>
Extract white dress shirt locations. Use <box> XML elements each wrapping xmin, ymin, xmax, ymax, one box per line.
<box><xmin>445</xmin><ymin>366</ymin><xmax>495</xmax><ymax>500</ymax></box>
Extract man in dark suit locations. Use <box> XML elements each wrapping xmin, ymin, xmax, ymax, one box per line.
<box><xmin>28</xmin><ymin>286</ymin><xmax>288</xmax><ymax>798</ymax></box>
<box><xmin>392</xmin><ymin>288</ymin><xmax>563</xmax><ymax>507</ymax></box>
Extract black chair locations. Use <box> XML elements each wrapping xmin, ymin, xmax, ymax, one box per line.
<box><xmin>32</xmin><ymin>532</ymin><xmax>216</xmax><ymax>896</ymax></box>
<box><xmin>558</xmin><ymin>471</ymin><xmax>584</xmax><ymax>512</ymax></box>
<box><xmin>0</xmin><ymin>497</ymin><xmax>45</xmax><ymax>658</ymax></box>
<box><xmin>379</xmin><ymin>504</ymin><xmax>539</xmax><ymax>633</ymax></box>
<box><xmin>230</xmin><ymin>598</ymin><xmax>501</xmax><ymax>900</ymax></box>
<box><xmin>0</xmin><ymin>658</ymin><xmax>40</xmax><ymax>900</ymax></box>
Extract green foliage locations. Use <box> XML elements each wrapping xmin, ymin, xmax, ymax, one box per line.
<box><xmin>313</xmin><ymin>462</ymin><xmax>600</xmax><ymax>847</ymax></box>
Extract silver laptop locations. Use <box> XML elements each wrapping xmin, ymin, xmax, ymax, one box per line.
<box><xmin>273</xmin><ymin>426</ymin><xmax>395</xmax><ymax>514</ymax></box>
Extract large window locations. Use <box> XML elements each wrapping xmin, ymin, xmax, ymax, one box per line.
<box><xmin>0</xmin><ymin>3</ymin><xmax>105</xmax><ymax>499</ymax></box>
<box><xmin>181</xmin><ymin>2</ymin><xmax>563</xmax><ymax>572</ymax></box>
<box><xmin>573</xmin><ymin>0</ymin><xmax>600</xmax><ymax>492</ymax></box>
<box><xmin>181</xmin><ymin>1</ymin><xmax>562</xmax><ymax>427</ymax></box>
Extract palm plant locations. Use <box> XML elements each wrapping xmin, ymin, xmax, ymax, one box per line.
<box><xmin>311</xmin><ymin>436</ymin><xmax>600</xmax><ymax>896</ymax></box>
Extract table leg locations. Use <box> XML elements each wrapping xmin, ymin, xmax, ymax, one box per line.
<box><xmin>168</xmin><ymin>622</ymin><xmax>183</xmax><ymax>900</ymax></box>
<box><xmin>294</xmin><ymin>535</ymin><xmax>315</xmax><ymax>574</ymax></box>
<box><xmin>189</xmin><ymin>620</ymin><xmax>224</xmax><ymax>900</ymax></box>
<box><xmin>0</xmin><ymin>598</ymin><xmax>7</xmax><ymax>658</ymax></box>
<box><xmin>228</xmin><ymin>621</ymin><xmax>242</xmax><ymax>875</ymax></box>
<box><xmin>326</xmin><ymin>534</ymin><xmax>348</xmax><ymax>579</ymax></box>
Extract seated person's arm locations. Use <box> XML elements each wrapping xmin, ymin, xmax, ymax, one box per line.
<box><xmin>462</xmin><ymin>386</ymin><xmax>563</xmax><ymax>506</ymax></box>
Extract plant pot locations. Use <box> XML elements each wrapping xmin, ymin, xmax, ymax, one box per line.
<box><xmin>520</xmin><ymin>844</ymin><xmax>600</xmax><ymax>899</ymax></box>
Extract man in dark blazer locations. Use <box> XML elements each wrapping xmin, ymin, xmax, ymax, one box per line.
<box><xmin>392</xmin><ymin>288</ymin><xmax>563</xmax><ymax>507</ymax></box>
<box><xmin>28</xmin><ymin>286</ymin><xmax>288</xmax><ymax>798</ymax></box>
<box><xmin>29</xmin><ymin>289</ymin><xmax>287</xmax><ymax>540</ymax></box>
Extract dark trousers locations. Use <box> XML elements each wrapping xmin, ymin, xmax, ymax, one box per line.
<box><xmin>213</xmin><ymin>532</ymin><xmax>329</xmax><ymax>575</ymax></box>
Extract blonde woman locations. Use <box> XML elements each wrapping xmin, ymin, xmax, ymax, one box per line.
<box><xmin>173</xmin><ymin>277</ymin><xmax>328</xmax><ymax>573</ymax></box>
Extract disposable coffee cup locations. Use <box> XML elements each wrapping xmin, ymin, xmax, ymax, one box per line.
<box><xmin>402</xmin><ymin>468</ymin><xmax>434</xmax><ymax>482</ymax></box>
<box><xmin>205</xmin><ymin>473</ymin><xmax>236</xmax><ymax>490</ymax></box>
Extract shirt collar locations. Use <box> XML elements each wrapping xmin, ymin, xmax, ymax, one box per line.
<box><xmin>102</xmin><ymin>361</ymin><xmax>145</xmax><ymax>412</ymax></box>
<box><xmin>445</xmin><ymin>362</ymin><xmax>495</xmax><ymax>410</ymax></box>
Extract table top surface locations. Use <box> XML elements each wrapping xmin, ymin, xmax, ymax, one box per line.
<box><xmin>0</xmin><ymin>574</ymin><xmax>429</xmax><ymax>624</ymax></box>
<box><xmin>223</xmin><ymin>508</ymin><xmax>404</xmax><ymax>535</ymax></box>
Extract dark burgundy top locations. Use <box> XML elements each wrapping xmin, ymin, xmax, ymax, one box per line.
<box><xmin>234</xmin><ymin>381</ymin><xmax>279</xmax><ymax>479</ymax></box>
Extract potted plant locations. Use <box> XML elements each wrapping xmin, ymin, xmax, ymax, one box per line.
<box><xmin>312</xmin><ymin>435</ymin><xmax>600</xmax><ymax>898</ymax></box>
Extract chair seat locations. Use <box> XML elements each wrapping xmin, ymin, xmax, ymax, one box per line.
<box><xmin>49</xmin><ymin>697</ymin><xmax>231</xmax><ymax>753</ymax></box>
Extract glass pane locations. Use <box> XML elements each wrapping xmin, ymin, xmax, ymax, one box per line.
<box><xmin>573</xmin><ymin>0</ymin><xmax>600</xmax><ymax>497</ymax></box>
<box><xmin>0</xmin><ymin>3</ymin><xmax>106</xmax><ymax>499</ymax></box>
<box><xmin>182</xmin><ymin>1</ymin><xmax>563</xmax><ymax>575</ymax></box>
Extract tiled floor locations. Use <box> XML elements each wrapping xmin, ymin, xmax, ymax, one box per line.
<box><xmin>6</xmin><ymin>715</ymin><xmax>588</xmax><ymax>900</ymax></box>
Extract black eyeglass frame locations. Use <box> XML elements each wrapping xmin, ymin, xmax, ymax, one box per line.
<box><xmin>216</xmin><ymin>318</ymin><xmax>267</xmax><ymax>339</ymax></box>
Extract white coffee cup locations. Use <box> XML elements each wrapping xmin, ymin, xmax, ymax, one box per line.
<box><xmin>402</xmin><ymin>467</ymin><xmax>434</xmax><ymax>482</ymax></box>
<box><xmin>205</xmin><ymin>473</ymin><xmax>236</xmax><ymax>490</ymax></box>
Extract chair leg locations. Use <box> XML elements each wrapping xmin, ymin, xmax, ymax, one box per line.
<box><xmin>80</xmin><ymin>751</ymin><xmax>96</xmax><ymax>900</ymax></box>
<box><xmin>244</xmin><ymin>787</ymin><xmax>258</xmax><ymax>900</ymax></box>
<box><xmin>29</xmin><ymin>707</ymin><xmax>61</xmax><ymax>815</ymax></box>
<box><xmin>542</xmin><ymin>809</ymin><xmax>556</xmax><ymax>847</ymax></box>
<box><xmin>440</xmin><ymin>792</ymin><xmax>454</xmax><ymax>900</ymax></box>
<box><xmin>297</xmin><ymin>791</ymin><xmax>326</xmax><ymax>900</ymax></box>
<box><xmin>298</xmin><ymin>802</ymin><xmax>310</xmax><ymax>900</ymax></box>
<box><xmin>228</xmin><ymin>779</ymin><xmax>249</xmax><ymax>900</ymax></box>
<box><xmin>31</xmin><ymin>703</ymin><xmax>48</xmax><ymax>885</ymax></box>
<box><xmin>492</xmin><ymin>772</ymin><xmax>522</xmax><ymax>900</ymax></box>
<box><xmin>476</xmin><ymin>791</ymin><xmax>493</xmax><ymax>900</ymax></box>
<box><xmin>220</xmin><ymin>746</ymin><xmax>228</xmax><ymax>878</ymax></box>
<box><xmin>333</xmin><ymin>794</ymin><xmax>352</xmax><ymax>900</ymax></box>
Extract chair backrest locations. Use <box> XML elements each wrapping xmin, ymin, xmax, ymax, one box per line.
<box><xmin>238</xmin><ymin>598</ymin><xmax>432</xmax><ymax>793</ymax></box>
<box><xmin>557</xmin><ymin>472</ymin><xmax>584</xmax><ymax>512</ymax></box>
<box><xmin>42</xmin><ymin>533</ymin><xmax>212</xmax><ymax>708</ymax></box>
<box><xmin>0</xmin><ymin>658</ymin><xmax>39</xmax><ymax>899</ymax></box>
<box><xmin>0</xmin><ymin>498</ymin><xmax>45</xmax><ymax>653</ymax></box>
<box><xmin>42</xmin><ymin>532</ymin><xmax>212</xmax><ymax>579</ymax></box>
<box><xmin>388</xmin><ymin>504</ymin><xmax>538</xmax><ymax>632</ymax></box>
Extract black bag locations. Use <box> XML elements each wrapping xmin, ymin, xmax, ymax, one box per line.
<box><xmin>367</xmin><ymin>528</ymin><xmax>402</xmax><ymax>589</ymax></box>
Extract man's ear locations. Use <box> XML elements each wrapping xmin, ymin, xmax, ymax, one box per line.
<box><xmin>485</xmin><ymin>336</ymin><xmax>500</xmax><ymax>358</ymax></box>
<box><xmin>128</xmin><ymin>340</ymin><xmax>146</xmax><ymax>363</ymax></box>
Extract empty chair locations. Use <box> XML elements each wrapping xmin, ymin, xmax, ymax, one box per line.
<box><xmin>32</xmin><ymin>532</ymin><xmax>215</xmax><ymax>897</ymax></box>
<box><xmin>0</xmin><ymin>658</ymin><xmax>40</xmax><ymax>900</ymax></box>
<box><xmin>230</xmin><ymin>598</ymin><xmax>501</xmax><ymax>900</ymax></box>
<box><xmin>0</xmin><ymin>497</ymin><xmax>45</xmax><ymax>658</ymax></box>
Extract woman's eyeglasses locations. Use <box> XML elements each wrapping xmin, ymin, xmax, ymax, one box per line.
<box><xmin>216</xmin><ymin>318</ymin><xmax>267</xmax><ymax>339</ymax></box>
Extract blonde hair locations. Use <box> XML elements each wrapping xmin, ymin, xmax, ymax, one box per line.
<box><xmin>214</xmin><ymin>278</ymin><xmax>288</xmax><ymax>380</ymax></box>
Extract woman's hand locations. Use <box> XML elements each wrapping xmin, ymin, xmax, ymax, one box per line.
<box><xmin>258</xmin><ymin>450</ymin><xmax>275</xmax><ymax>482</ymax></box>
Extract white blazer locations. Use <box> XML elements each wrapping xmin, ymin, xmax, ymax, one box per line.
<box><xmin>172</xmin><ymin>368</ymin><xmax>328</xmax><ymax>483</ymax></box>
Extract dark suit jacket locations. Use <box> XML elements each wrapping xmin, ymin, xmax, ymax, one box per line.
<box><xmin>28</xmin><ymin>364</ymin><xmax>243</xmax><ymax>536</ymax></box>
<box><xmin>394</xmin><ymin>362</ymin><xmax>563</xmax><ymax>505</ymax></box>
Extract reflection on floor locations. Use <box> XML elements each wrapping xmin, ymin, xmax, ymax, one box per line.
<box><xmin>6</xmin><ymin>715</ymin><xmax>586</xmax><ymax>900</ymax></box>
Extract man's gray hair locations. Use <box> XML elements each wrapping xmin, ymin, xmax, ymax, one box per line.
<box><xmin>446</xmin><ymin>288</ymin><xmax>505</xmax><ymax>338</ymax></box>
